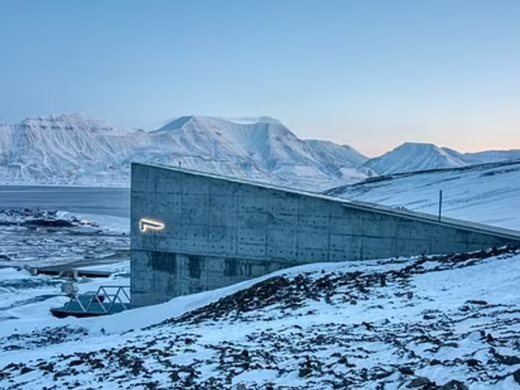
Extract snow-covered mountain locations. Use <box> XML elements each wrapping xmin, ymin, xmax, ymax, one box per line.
<box><xmin>463</xmin><ymin>149</ymin><xmax>520</xmax><ymax>165</ymax></box>
<box><xmin>1</xmin><ymin>113</ymin><xmax>520</xmax><ymax>189</ymax></box>
<box><xmin>3</xmin><ymin>114</ymin><xmax>150</xmax><ymax>185</ymax></box>
<box><xmin>135</xmin><ymin>115</ymin><xmax>373</xmax><ymax>190</ymax></box>
<box><xmin>364</xmin><ymin>142</ymin><xmax>467</xmax><ymax>174</ymax></box>
<box><xmin>364</xmin><ymin>142</ymin><xmax>520</xmax><ymax>175</ymax></box>
<box><xmin>0</xmin><ymin>123</ymin><xmax>12</xmax><ymax>165</ymax></box>
<box><xmin>0</xmin><ymin>114</ymin><xmax>372</xmax><ymax>190</ymax></box>
<box><xmin>326</xmin><ymin>159</ymin><xmax>520</xmax><ymax>230</ymax></box>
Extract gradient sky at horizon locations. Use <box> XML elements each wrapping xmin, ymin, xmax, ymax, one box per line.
<box><xmin>0</xmin><ymin>0</ymin><xmax>519</xmax><ymax>156</ymax></box>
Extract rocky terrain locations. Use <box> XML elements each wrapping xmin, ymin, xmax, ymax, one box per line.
<box><xmin>0</xmin><ymin>246</ymin><xmax>519</xmax><ymax>389</ymax></box>
<box><xmin>0</xmin><ymin>208</ymin><xmax>129</xmax><ymax>268</ymax></box>
<box><xmin>0</xmin><ymin>208</ymin><xmax>130</xmax><ymax>327</ymax></box>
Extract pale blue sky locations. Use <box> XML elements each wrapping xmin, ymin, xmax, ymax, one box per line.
<box><xmin>1</xmin><ymin>0</ymin><xmax>519</xmax><ymax>156</ymax></box>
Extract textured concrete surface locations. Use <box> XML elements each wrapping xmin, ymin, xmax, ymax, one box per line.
<box><xmin>131</xmin><ymin>163</ymin><xmax>520</xmax><ymax>307</ymax></box>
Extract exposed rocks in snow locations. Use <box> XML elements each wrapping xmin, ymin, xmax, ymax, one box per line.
<box><xmin>0</xmin><ymin>326</ymin><xmax>88</xmax><ymax>353</ymax></box>
<box><xmin>1</xmin><ymin>246</ymin><xmax>519</xmax><ymax>389</ymax></box>
<box><xmin>513</xmin><ymin>368</ymin><xmax>520</xmax><ymax>385</ymax></box>
<box><xmin>163</xmin><ymin>246</ymin><xmax>517</xmax><ymax>327</ymax></box>
<box><xmin>0</xmin><ymin>208</ymin><xmax>129</xmax><ymax>267</ymax></box>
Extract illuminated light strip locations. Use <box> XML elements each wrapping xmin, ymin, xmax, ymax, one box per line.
<box><xmin>139</xmin><ymin>218</ymin><xmax>165</xmax><ymax>233</ymax></box>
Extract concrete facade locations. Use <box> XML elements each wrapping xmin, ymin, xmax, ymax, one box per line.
<box><xmin>131</xmin><ymin>163</ymin><xmax>520</xmax><ymax>307</ymax></box>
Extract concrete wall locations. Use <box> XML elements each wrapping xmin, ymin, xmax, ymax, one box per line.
<box><xmin>131</xmin><ymin>163</ymin><xmax>520</xmax><ymax>307</ymax></box>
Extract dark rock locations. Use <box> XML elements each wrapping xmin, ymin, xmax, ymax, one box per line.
<box><xmin>407</xmin><ymin>377</ymin><xmax>432</xmax><ymax>388</ymax></box>
<box><xmin>492</xmin><ymin>349</ymin><xmax>520</xmax><ymax>365</ymax></box>
<box><xmin>440</xmin><ymin>380</ymin><xmax>469</xmax><ymax>390</ymax></box>
<box><xmin>298</xmin><ymin>367</ymin><xmax>312</xmax><ymax>378</ymax></box>
<box><xmin>20</xmin><ymin>366</ymin><xmax>34</xmax><ymax>375</ymax></box>
<box><xmin>337</xmin><ymin>356</ymin><xmax>349</xmax><ymax>365</ymax></box>
<box><xmin>24</xmin><ymin>219</ymin><xmax>75</xmax><ymax>228</ymax></box>
<box><xmin>443</xmin><ymin>342</ymin><xmax>458</xmax><ymax>348</ymax></box>
<box><xmin>399</xmin><ymin>366</ymin><xmax>415</xmax><ymax>375</ymax></box>
<box><xmin>466</xmin><ymin>359</ymin><xmax>480</xmax><ymax>367</ymax></box>
<box><xmin>513</xmin><ymin>368</ymin><xmax>520</xmax><ymax>385</ymax></box>
<box><xmin>466</xmin><ymin>300</ymin><xmax>488</xmax><ymax>305</ymax></box>
<box><xmin>374</xmin><ymin>370</ymin><xmax>393</xmax><ymax>379</ymax></box>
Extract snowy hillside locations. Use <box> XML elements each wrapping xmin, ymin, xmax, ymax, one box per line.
<box><xmin>364</xmin><ymin>142</ymin><xmax>520</xmax><ymax>175</ymax></box>
<box><xmin>0</xmin><ymin>123</ymin><xmax>12</xmax><ymax>165</ymax></box>
<box><xmin>0</xmin><ymin>114</ymin><xmax>371</xmax><ymax>190</ymax></box>
<box><xmin>463</xmin><ymin>149</ymin><xmax>520</xmax><ymax>165</ymax></box>
<box><xmin>137</xmin><ymin>116</ymin><xmax>373</xmax><ymax>190</ymax></box>
<box><xmin>365</xmin><ymin>142</ymin><xmax>466</xmax><ymax>175</ymax></box>
<box><xmin>326</xmin><ymin>160</ymin><xmax>520</xmax><ymax>231</ymax></box>
<box><xmin>2</xmin><ymin>114</ymin><xmax>149</xmax><ymax>185</ymax></box>
<box><xmin>1</xmin><ymin>246</ymin><xmax>520</xmax><ymax>389</ymax></box>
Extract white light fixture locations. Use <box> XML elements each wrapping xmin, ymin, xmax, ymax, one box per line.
<box><xmin>139</xmin><ymin>218</ymin><xmax>165</xmax><ymax>233</ymax></box>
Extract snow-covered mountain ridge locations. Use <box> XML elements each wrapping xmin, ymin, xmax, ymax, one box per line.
<box><xmin>364</xmin><ymin>142</ymin><xmax>520</xmax><ymax>175</ymax></box>
<box><xmin>0</xmin><ymin>114</ymin><xmax>372</xmax><ymax>190</ymax></box>
<box><xmin>1</xmin><ymin>113</ymin><xmax>519</xmax><ymax>189</ymax></box>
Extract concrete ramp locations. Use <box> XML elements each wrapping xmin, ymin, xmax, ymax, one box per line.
<box><xmin>131</xmin><ymin>163</ymin><xmax>520</xmax><ymax>307</ymax></box>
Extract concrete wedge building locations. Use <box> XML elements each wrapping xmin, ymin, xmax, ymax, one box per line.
<box><xmin>131</xmin><ymin>163</ymin><xmax>520</xmax><ymax>307</ymax></box>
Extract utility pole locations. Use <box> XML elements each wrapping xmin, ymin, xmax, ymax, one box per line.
<box><xmin>438</xmin><ymin>190</ymin><xmax>443</xmax><ymax>221</ymax></box>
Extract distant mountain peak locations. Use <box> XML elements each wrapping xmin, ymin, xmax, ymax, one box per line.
<box><xmin>223</xmin><ymin>116</ymin><xmax>282</xmax><ymax>125</ymax></box>
<box><xmin>364</xmin><ymin>142</ymin><xmax>467</xmax><ymax>175</ymax></box>
<box><xmin>396</xmin><ymin>141</ymin><xmax>443</xmax><ymax>150</ymax></box>
<box><xmin>155</xmin><ymin>115</ymin><xmax>284</xmax><ymax>133</ymax></box>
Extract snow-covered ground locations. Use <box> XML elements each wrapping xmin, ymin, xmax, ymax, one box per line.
<box><xmin>0</xmin><ymin>247</ymin><xmax>519</xmax><ymax>389</ymax></box>
<box><xmin>1</xmin><ymin>154</ymin><xmax>520</xmax><ymax>388</ymax></box>
<box><xmin>0</xmin><ymin>208</ymin><xmax>130</xmax><ymax>331</ymax></box>
<box><xmin>0</xmin><ymin>209</ymin><xmax>129</xmax><ymax>268</ymax></box>
<box><xmin>327</xmin><ymin>160</ymin><xmax>520</xmax><ymax>231</ymax></box>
